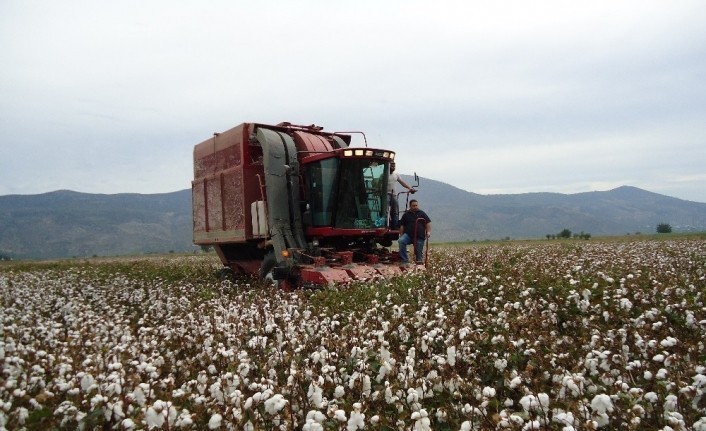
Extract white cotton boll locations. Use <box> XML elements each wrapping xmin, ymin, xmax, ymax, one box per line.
<box><xmin>210</xmin><ymin>383</ymin><xmax>225</xmax><ymax>404</ymax></box>
<box><xmin>303</xmin><ymin>419</ymin><xmax>324</xmax><ymax>431</ymax></box>
<box><xmin>109</xmin><ymin>402</ymin><xmax>125</xmax><ymax>421</ymax></box>
<box><xmin>653</xmin><ymin>354</ymin><xmax>665</xmax><ymax>362</ymax></box>
<box><xmin>122</xmin><ymin>418</ymin><xmax>136</xmax><ymax>429</ymax></box>
<box><xmin>197</xmin><ymin>372</ymin><xmax>208</xmax><ymax>384</ymax></box>
<box><xmin>307</xmin><ymin>382</ymin><xmax>323</xmax><ymax>408</ymax></box>
<box><xmin>435</xmin><ymin>408</ymin><xmax>448</xmax><ymax>423</ymax></box>
<box><xmin>334</xmin><ymin>409</ymin><xmax>347</xmax><ymax>422</ymax></box>
<box><xmin>105</xmin><ymin>381</ymin><xmax>122</xmax><ymax>396</ymax></box>
<box><xmin>376</xmin><ymin>361</ymin><xmax>392</xmax><ymax>383</ymax></box>
<box><xmin>144</xmin><ymin>406</ymin><xmax>165</xmax><ymax>429</ymax></box>
<box><xmin>482</xmin><ymin>387</ymin><xmax>496</xmax><ymax>398</ymax></box>
<box><xmin>520</xmin><ymin>395</ymin><xmax>539</xmax><ymax>412</ymax></box>
<box><xmin>412</xmin><ymin>408</ymin><xmax>431</xmax><ymax>431</ymax></box>
<box><xmin>660</xmin><ymin>337</ymin><xmax>678</xmax><ymax>348</ymax></box>
<box><xmin>264</xmin><ymin>394</ymin><xmax>287</xmax><ymax>415</ymax></box>
<box><xmin>644</xmin><ymin>371</ymin><xmax>653</xmax><ymax>380</ymax></box>
<box><xmin>552</xmin><ymin>411</ymin><xmax>575</xmax><ymax>427</ymax></box>
<box><xmin>17</xmin><ymin>407</ymin><xmax>28</xmax><ymax>425</ymax></box>
<box><xmin>537</xmin><ymin>393</ymin><xmax>549</xmax><ymax>408</ymax></box>
<box><xmin>663</xmin><ymin>394</ymin><xmax>678</xmax><ymax>412</ymax></box>
<box><xmin>306</xmin><ymin>410</ymin><xmax>326</xmax><ymax>424</ymax></box>
<box><xmin>693</xmin><ymin>417</ymin><xmax>706</xmax><ymax>431</ymax></box>
<box><xmin>176</xmin><ymin>410</ymin><xmax>194</xmax><ymax>428</ymax></box>
<box><xmin>348</xmin><ymin>372</ymin><xmax>359</xmax><ymax>390</ymax></box>
<box><xmin>509</xmin><ymin>376</ymin><xmax>522</xmax><ymax>389</ymax></box>
<box><xmin>406</xmin><ymin>388</ymin><xmax>420</xmax><ymax>404</ymax></box>
<box><xmin>80</xmin><ymin>374</ymin><xmax>96</xmax><ymax>392</ymax></box>
<box><xmin>90</xmin><ymin>394</ymin><xmax>106</xmax><ymax>409</ymax></box>
<box><xmin>347</xmin><ymin>410</ymin><xmax>365</xmax><ymax>430</ymax></box>
<box><xmin>644</xmin><ymin>392</ymin><xmax>659</xmax><ymax>404</ymax></box>
<box><xmin>362</xmin><ymin>375</ymin><xmax>371</xmax><ymax>397</ymax></box>
<box><xmin>447</xmin><ymin>346</ymin><xmax>456</xmax><ymax>367</ymax></box>
<box><xmin>495</xmin><ymin>358</ymin><xmax>507</xmax><ymax>371</ymax></box>
<box><xmin>131</xmin><ymin>387</ymin><xmax>146</xmax><ymax>407</ymax></box>
<box><xmin>384</xmin><ymin>385</ymin><xmax>397</xmax><ymax>404</ymax></box>
<box><xmin>694</xmin><ymin>374</ymin><xmax>706</xmax><ymax>389</ymax></box>
<box><xmin>619</xmin><ymin>298</ymin><xmax>633</xmax><ymax>310</ymax></box>
<box><xmin>523</xmin><ymin>420</ymin><xmax>541</xmax><ymax>430</ymax></box>
<box><xmin>208</xmin><ymin>413</ymin><xmax>222</xmax><ymax>429</ymax></box>
<box><xmin>685</xmin><ymin>311</ymin><xmax>696</xmax><ymax>328</ymax></box>
<box><xmin>334</xmin><ymin>385</ymin><xmax>345</xmax><ymax>398</ymax></box>
<box><xmin>590</xmin><ymin>394</ymin><xmax>613</xmax><ymax>414</ymax></box>
<box><xmin>656</xmin><ymin>368</ymin><xmax>668</xmax><ymax>380</ymax></box>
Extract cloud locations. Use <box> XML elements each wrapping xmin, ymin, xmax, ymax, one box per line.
<box><xmin>1</xmin><ymin>0</ymin><xmax>705</xmax><ymax>202</ymax></box>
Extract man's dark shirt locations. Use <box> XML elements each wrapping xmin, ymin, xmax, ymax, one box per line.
<box><xmin>400</xmin><ymin>210</ymin><xmax>431</xmax><ymax>239</ymax></box>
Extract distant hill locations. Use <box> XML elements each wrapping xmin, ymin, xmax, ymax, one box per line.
<box><xmin>405</xmin><ymin>178</ymin><xmax>706</xmax><ymax>242</ymax></box>
<box><xmin>1</xmin><ymin>181</ymin><xmax>705</xmax><ymax>259</ymax></box>
<box><xmin>0</xmin><ymin>190</ymin><xmax>192</xmax><ymax>259</ymax></box>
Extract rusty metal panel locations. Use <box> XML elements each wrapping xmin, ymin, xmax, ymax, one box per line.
<box><xmin>192</xmin><ymin>181</ymin><xmax>207</xmax><ymax>235</ymax></box>
<box><xmin>222</xmin><ymin>168</ymin><xmax>245</xmax><ymax>233</ymax></box>
<box><xmin>206</xmin><ymin>176</ymin><xmax>223</xmax><ymax>235</ymax></box>
<box><xmin>193</xmin><ymin>124</ymin><xmax>246</xmax><ymax>180</ymax></box>
<box><xmin>192</xmin><ymin>123</ymin><xmax>253</xmax><ymax>244</ymax></box>
<box><xmin>293</xmin><ymin>131</ymin><xmax>336</xmax><ymax>152</ymax></box>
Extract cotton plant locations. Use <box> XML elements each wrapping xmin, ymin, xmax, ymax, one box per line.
<box><xmin>2</xmin><ymin>240</ymin><xmax>706</xmax><ymax>429</ymax></box>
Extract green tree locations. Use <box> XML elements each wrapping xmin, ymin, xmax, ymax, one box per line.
<box><xmin>558</xmin><ymin>228</ymin><xmax>572</xmax><ymax>239</ymax></box>
<box><xmin>656</xmin><ymin>223</ymin><xmax>672</xmax><ymax>233</ymax></box>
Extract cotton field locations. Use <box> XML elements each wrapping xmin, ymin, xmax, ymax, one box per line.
<box><xmin>1</xmin><ymin>238</ymin><xmax>705</xmax><ymax>430</ymax></box>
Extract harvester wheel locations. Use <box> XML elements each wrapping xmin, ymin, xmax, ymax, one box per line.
<box><xmin>218</xmin><ymin>267</ymin><xmax>235</xmax><ymax>282</ymax></box>
<box><xmin>259</xmin><ymin>253</ymin><xmax>280</xmax><ymax>287</ymax></box>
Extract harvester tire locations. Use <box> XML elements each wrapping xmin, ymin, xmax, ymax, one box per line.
<box><xmin>218</xmin><ymin>267</ymin><xmax>236</xmax><ymax>282</ymax></box>
<box><xmin>259</xmin><ymin>253</ymin><xmax>279</xmax><ymax>287</ymax></box>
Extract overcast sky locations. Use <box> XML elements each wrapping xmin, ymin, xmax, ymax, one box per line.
<box><xmin>2</xmin><ymin>1</ymin><xmax>705</xmax><ymax>202</ymax></box>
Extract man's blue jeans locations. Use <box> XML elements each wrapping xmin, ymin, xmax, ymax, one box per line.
<box><xmin>398</xmin><ymin>233</ymin><xmax>425</xmax><ymax>263</ymax></box>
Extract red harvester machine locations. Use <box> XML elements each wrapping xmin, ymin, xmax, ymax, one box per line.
<box><xmin>192</xmin><ymin>122</ymin><xmax>417</xmax><ymax>289</ymax></box>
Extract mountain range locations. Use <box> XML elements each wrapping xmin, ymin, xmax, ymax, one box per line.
<box><xmin>1</xmin><ymin>178</ymin><xmax>705</xmax><ymax>259</ymax></box>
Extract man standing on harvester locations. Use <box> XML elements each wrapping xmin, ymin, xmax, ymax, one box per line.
<box><xmin>388</xmin><ymin>162</ymin><xmax>416</xmax><ymax>229</ymax></box>
<box><xmin>398</xmin><ymin>199</ymin><xmax>431</xmax><ymax>264</ymax></box>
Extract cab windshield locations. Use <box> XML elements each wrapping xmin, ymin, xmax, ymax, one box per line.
<box><xmin>305</xmin><ymin>158</ymin><xmax>389</xmax><ymax>229</ymax></box>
